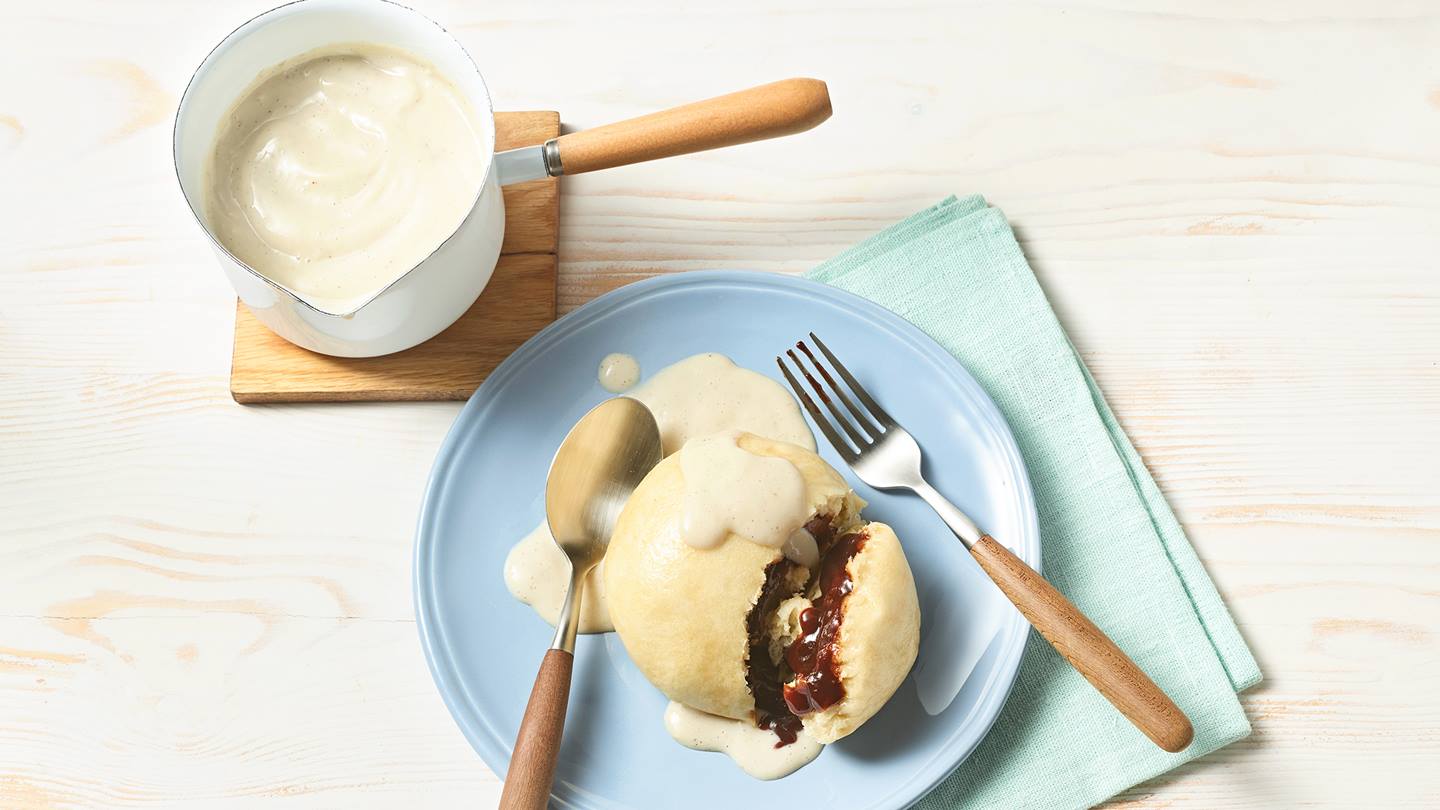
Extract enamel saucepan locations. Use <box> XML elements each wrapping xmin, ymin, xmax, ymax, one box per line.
<box><xmin>174</xmin><ymin>0</ymin><xmax>831</xmax><ymax>357</ymax></box>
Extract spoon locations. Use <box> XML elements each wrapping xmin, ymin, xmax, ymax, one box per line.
<box><xmin>498</xmin><ymin>397</ymin><xmax>663</xmax><ymax>810</ymax></box>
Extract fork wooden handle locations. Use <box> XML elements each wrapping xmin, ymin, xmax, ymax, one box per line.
<box><xmin>498</xmin><ymin>649</ymin><xmax>574</xmax><ymax>810</ymax></box>
<box><xmin>970</xmin><ymin>535</ymin><xmax>1195</xmax><ymax>753</ymax></box>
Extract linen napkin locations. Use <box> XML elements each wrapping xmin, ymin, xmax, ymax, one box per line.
<box><xmin>809</xmin><ymin>196</ymin><xmax>1260</xmax><ymax>809</ymax></box>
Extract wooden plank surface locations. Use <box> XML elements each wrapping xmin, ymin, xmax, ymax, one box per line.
<box><xmin>229</xmin><ymin>111</ymin><xmax>559</xmax><ymax>403</ymax></box>
<box><xmin>2</xmin><ymin>1</ymin><xmax>1439</xmax><ymax>808</ymax></box>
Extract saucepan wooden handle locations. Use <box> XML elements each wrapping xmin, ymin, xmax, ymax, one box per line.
<box><xmin>498</xmin><ymin>648</ymin><xmax>574</xmax><ymax>810</ymax></box>
<box><xmin>553</xmin><ymin>78</ymin><xmax>831</xmax><ymax>175</ymax></box>
<box><xmin>970</xmin><ymin>535</ymin><xmax>1195</xmax><ymax>753</ymax></box>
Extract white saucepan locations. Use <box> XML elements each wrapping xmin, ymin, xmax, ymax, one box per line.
<box><xmin>173</xmin><ymin>0</ymin><xmax>831</xmax><ymax>357</ymax></box>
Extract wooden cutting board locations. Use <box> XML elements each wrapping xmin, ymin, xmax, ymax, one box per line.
<box><xmin>230</xmin><ymin>111</ymin><xmax>560</xmax><ymax>403</ymax></box>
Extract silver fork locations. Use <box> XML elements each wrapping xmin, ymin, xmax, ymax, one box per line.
<box><xmin>778</xmin><ymin>333</ymin><xmax>1194</xmax><ymax>753</ymax></box>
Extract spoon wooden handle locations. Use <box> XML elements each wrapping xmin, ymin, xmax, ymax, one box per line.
<box><xmin>554</xmin><ymin>78</ymin><xmax>831</xmax><ymax>175</ymax></box>
<box><xmin>970</xmin><ymin>535</ymin><xmax>1195</xmax><ymax>753</ymax></box>
<box><xmin>498</xmin><ymin>649</ymin><xmax>574</xmax><ymax>810</ymax></box>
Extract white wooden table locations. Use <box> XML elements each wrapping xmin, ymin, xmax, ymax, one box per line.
<box><xmin>3</xmin><ymin>1</ymin><xmax>1437</xmax><ymax>806</ymax></box>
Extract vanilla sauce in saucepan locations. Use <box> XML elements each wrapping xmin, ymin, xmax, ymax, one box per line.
<box><xmin>205</xmin><ymin>43</ymin><xmax>487</xmax><ymax>312</ymax></box>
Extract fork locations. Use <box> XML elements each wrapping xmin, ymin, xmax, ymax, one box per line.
<box><xmin>778</xmin><ymin>333</ymin><xmax>1194</xmax><ymax>753</ymax></box>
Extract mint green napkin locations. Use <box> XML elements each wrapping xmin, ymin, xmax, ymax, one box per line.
<box><xmin>809</xmin><ymin>196</ymin><xmax>1260</xmax><ymax>809</ymax></box>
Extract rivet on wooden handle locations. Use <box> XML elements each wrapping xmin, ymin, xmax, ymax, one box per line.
<box><xmin>970</xmin><ymin>535</ymin><xmax>1195</xmax><ymax>753</ymax></box>
<box><xmin>554</xmin><ymin>78</ymin><xmax>832</xmax><ymax>175</ymax></box>
<box><xmin>498</xmin><ymin>648</ymin><xmax>574</xmax><ymax>810</ymax></box>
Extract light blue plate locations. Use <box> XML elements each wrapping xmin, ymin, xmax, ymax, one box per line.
<box><xmin>415</xmin><ymin>271</ymin><xmax>1039</xmax><ymax>810</ymax></box>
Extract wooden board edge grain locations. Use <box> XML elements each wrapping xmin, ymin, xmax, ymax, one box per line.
<box><xmin>229</xmin><ymin>381</ymin><xmax>481</xmax><ymax>404</ymax></box>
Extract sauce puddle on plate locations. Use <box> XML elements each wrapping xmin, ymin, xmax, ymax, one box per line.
<box><xmin>597</xmin><ymin>353</ymin><xmax>640</xmax><ymax>392</ymax></box>
<box><xmin>664</xmin><ymin>701</ymin><xmax>823</xmax><ymax>780</ymax></box>
<box><xmin>503</xmin><ymin>520</ymin><xmax>612</xmax><ymax>634</ymax></box>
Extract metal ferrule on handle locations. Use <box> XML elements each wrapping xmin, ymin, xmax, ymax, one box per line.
<box><xmin>542</xmin><ymin>139</ymin><xmax>564</xmax><ymax>177</ymax></box>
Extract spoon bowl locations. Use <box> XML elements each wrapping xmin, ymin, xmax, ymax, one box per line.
<box><xmin>545</xmin><ymin>397</ymin><xmax>662</xmax><ymax>574</ymax></box>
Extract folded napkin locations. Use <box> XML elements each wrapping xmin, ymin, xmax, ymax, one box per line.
<box><xmin>809</xmin><ymin>196</ymin><xmax>1260</xmax><ymax>809</ymax></box>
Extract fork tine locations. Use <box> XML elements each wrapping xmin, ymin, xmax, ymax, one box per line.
<box><xmin>795</xmin><ymin>338</ymin><xmax>885</xmax><ymax>439</ymax></box>
<box><xmin>808</xmin><ymin>332</ymin><xmax>896</xmax><ymax>428</ymax></box>
<box><xmin>785</xmin><ymin>348</ymin><xmax>872</xmax><ymax>448</ymax></box>
<box><xmin>776</xmin><ymin>356</ymin><xmax>857</xmax><ymax>461</ymax></box>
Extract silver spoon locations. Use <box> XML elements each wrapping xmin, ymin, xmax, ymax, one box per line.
<box><xmin>498</xmin><ymin>397</ymin><xmax>662</xmax><ymax>810</ymax></box>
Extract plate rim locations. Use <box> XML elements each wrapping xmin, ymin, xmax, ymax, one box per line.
<box><xmin>414</xmin><ymin>270</ymin><xmax>1040</xmax><ymax>810</ymax></box>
